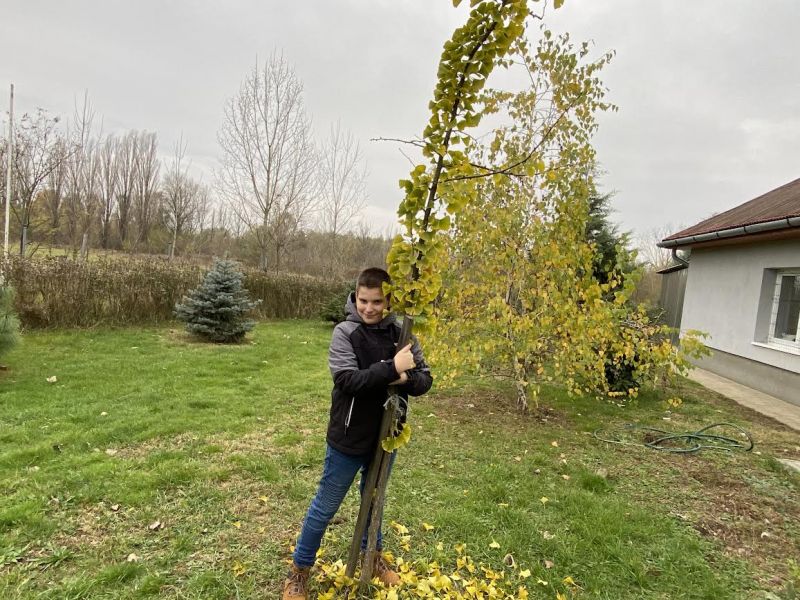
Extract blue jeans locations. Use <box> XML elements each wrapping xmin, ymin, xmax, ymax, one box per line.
<box><xmin>293</xmin><ymin>444</ymin><xmax>396</xmax><ymax>568</ymax></box>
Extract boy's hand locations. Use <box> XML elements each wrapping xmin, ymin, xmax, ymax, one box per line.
<box><xmin>389</xmin><ymin>371</ymin><xmax>409</xmax><ymax>386</ymax></box>
<box><xmin>393</xmin><ymin>343</ymin><xmax>415</xmax><ymax>374</ymax></box>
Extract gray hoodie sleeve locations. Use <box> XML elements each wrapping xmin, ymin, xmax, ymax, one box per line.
<box><xmin>328</xmin><ymin>323</ymin><xmax>400</xmax><ymax>395</ymax></box>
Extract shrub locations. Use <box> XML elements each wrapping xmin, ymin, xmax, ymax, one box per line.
<box><xmin>2</xmin><ymin>256</ymin><xmax>346</xmax><ymax>328</ymax></box>
<box><xmin>175</xmin><ymin>259</ymin><xmax>258</xmax><ymax>343</ymax></box>
<box><xmin>319</xmin><ymin>282</ymin><xmax>353</xmax><ymax>324</ymax></box>
<box><xmin>0</xmin><ymin>283</ymin><xmax>20</xmax><ymax>359</ymax></box>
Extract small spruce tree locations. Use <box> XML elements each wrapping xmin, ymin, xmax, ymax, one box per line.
<box><xmin>0</xmin><ymin>284</ymin><xmax>20</xmax><ymax>360</ymax></box>
<box><xmin>175</xmin><ymin>259</ymin><xmax>259</xmax><ymax>343</ymax></box>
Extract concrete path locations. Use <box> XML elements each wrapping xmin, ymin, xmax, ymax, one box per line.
<box><xmin>688</xmin><ymin>368</ymin><xmax>800</xmax><ymax>432</ymax></box>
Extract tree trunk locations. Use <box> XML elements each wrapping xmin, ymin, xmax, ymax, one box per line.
<box><xmin>79</xmin><ymin>232</ymin><xmax>89</xmax><ymax>261</ymax></box>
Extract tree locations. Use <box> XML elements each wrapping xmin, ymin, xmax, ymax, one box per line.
<box><xmin>43</xmin><ymin>137</ymin><xmax>68</xmax><ymax>241</ymax></box>
<box><xmin>427</xmin><ymin>31</ymin><xmax>706</xmax><ymax>410</ymax></box>
<box><xmin>217</xmin><ymin>52</ymin><xmax>317</xmax><ymax>271</ymax></box>
<box><xmin>635</xmin><ymin>224</ymin><xmax>683</xmax><ymax>271</ymax></box>
<box><xmin>586</xmin><ymin>191</ymin><xmax>635</xmax><ymax>287</ymax></box>
<box><xmin>161</xmin><ymin>136</ymin><xmax>199</xmax><ymax>259</ymax></box>
<box><xmin>63</xmin><ymin>93</ymin><xmax>100</xmax><ymax>259</ymax></box>
<box><xmin>132</xmin><ymin>131</ymin><xmax>160</xmax><ymax>248</ymax></box>
<box><xmin>97</xmin><ymin>134</ymin><xmax>118</xmax><ymax>249</ymax></box>
<box><xmin>8</xmin><ymin>108</ymin><xmax>67</xmax><ymax>253</ymax></box>
<box><xmin>174</xmin><ymin>258</ymin><xmax>259</xmax><ymax>343</ymax></box>
<box><xmin>318</xmin><ymin>122</ymin><xmax>367</xmax><ymax>277</ymax></box>
<box><xmin>115</xmin><ymin>130</ymin><xmax>138</xmax><ymax>246</ymax></box>
<box><xmin>348</xmin><ymin>0</ymin><xmax>536</xmax><ymax>586</ymax></box>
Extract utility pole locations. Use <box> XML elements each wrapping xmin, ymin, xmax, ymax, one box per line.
<box><xmin>4</xmin><ymin>83</ymin><xmax>13</xmax><ymax>259</ymax></box>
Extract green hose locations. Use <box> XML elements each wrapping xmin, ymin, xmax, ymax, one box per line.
<box><xmin>592</xmin><ymin>422</ymin><xmax>754</xmax><ymax>454</ymax></box>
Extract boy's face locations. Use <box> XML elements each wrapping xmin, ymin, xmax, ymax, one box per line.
<box><xmin>355</xmin><ymin>286</ymin><xmax>388</xmax><ymax>324</ymax></box>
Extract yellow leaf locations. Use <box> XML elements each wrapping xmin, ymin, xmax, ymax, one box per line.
<box><xmin>390</xmin><ymin>521</ymin><xmax>409</xmax><ymax>535</ymax></box>
<box><xmin>422</xmin><ymin>522</ymin><xmax>435</xmax><ymax>532</ymax></box>
<box><xmin>489</xmin><ymin>540</ymin><xmax>501</xmax><ymax>549</ymax></box>
<box><xmin>519</xmin><ymin>569</ymin><xmax>531</xmax><ymax>578</ymax></box>
<box><xmin>233</xmin><ymin>521</ymin><xmax>242</xmax><ymax>529</ymax></box>
<box><xmin>563</xmin><ymin>575</ymin><xmax>576</xmax><ymax>586</ymax></box>
<box><xmin>540</xmin><ymin>497</ymin><xmax>549</xmax><ymax>505</ymax></box>
<box><xmin>537</xmin><ymin>578</ymin><xmax>549</xmax><ymax>586</ymax></box>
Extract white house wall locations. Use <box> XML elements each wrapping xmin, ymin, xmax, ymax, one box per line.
<box><xmin>681</xmin><ymin>238</ymin><xmax>800</xmax><ymax>374</ymax></box>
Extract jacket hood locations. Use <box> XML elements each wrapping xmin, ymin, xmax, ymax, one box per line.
<box><xmin>345</xmin><ymin>291</ymin><xmax>396</xmax><ymax>328</ymax></box>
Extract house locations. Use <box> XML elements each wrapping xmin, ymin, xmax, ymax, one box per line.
<box><xmin>658</xmin><ymin>178</ymin><xmax>800</xmax><ymax>407</ymax></box>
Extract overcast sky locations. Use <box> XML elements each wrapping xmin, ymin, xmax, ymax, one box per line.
<box><xmin>2</xmin><ymin>1</ymin><xmax>799</xmax><ymax>243</ymax></box>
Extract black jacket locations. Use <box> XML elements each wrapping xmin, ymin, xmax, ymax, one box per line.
<box><xmin>326</xmin><ymin>293</ymin><xmax>433</xmax><ymax>455</ymax></box>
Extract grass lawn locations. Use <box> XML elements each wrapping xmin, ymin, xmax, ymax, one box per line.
<box><xmin>0</xmin><ymin>321</ymin><xmax>798</xmax><ymax>599</ymax></box>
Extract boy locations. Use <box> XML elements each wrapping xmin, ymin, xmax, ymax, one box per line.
<box><xmin>282</xmin><ymin>267</ymin><xmax>433</xmax><ymax>600</ymax></box>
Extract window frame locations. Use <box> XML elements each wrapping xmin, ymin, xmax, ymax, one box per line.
<box><xmin>767</xmin><ymin>270</ymin><xmax>800</xmax><ymax>350</ymax></box>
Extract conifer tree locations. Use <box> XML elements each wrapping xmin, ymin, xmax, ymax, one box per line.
<box><xmin>174</xmin><ymin>259</ymin><xmax>259</xmax><ymax>343</ymax></box>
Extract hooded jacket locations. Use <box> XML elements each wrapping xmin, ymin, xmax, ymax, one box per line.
<box><xmin>326</xmin><ymin>292</ymin><xmax>433</xmax><ymax>455</ymax></box>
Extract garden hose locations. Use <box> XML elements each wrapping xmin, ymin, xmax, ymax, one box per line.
<box><xmin>592</xmin><ymin>422</ymin><xmax>754</xmax><ymax>454</ymax></box>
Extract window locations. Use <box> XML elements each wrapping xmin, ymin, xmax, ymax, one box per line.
<box><xmin>768</xmin><ymin>271</ymin><xmax>800</xmax><ymax>349</ymax></box>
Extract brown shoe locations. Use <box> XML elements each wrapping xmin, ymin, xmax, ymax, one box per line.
<box><xmin>369</xmin><ymin>552</ymin><xmax>401</xmax><ymax>587</ymax></box>
<box><xmin>282</xmin><ymin>563</ymin><xmax>310</xmax><ymax>600</ymax></box>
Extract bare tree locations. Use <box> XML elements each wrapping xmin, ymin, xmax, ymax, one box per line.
<box><xmin>318</xmin><ymin>121</ymin><xmax>367</xmax><ymax>276</ymax></box>
<box><xmin>635</xmin><ymin>224</ymin><xmax>685</xmax><ymax>271</ymax></box>
<box><xmin>217</xmin><ymin>52</ymin><xmax>317</xmax><ymax>271</ymax></box>
<box><xmin>8</xmin><ymin>108</ymin><xmax>67</xmax><ymax>253</ymax></box>
<box><xmin>64</xmin><ymin>93</ymin><xmax>100</xmax><ymax>258</ymax></box>
<box><xmin>97</xmin><ymin>134</ymin><xmax>118</xmax><ymax>249</ymax></box>
<box><xmin>115</xmin><ymin>130</ymin><xmax>138</xmax><ymax>246</ymax></box>
<box><xmin>132</xmin><ymin>131</ymin><xmax>160</xmax><ymax>248</ymax></box>
<box><xmin>161</xmin><ymin>136</ymin><xmax>199</xmax><ymax>259</ymax></box>
<box><xmin>44</xmin><ymin>137</ymin><xmax>68</xmax><ymax>237</ymax></box>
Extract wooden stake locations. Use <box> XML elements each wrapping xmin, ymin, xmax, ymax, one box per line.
<box><xmin>344</xmin><ymin>315</ymin><xmax>413</xmax><ymax>588</ymax></box>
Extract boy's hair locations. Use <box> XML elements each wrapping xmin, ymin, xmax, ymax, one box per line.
<box><xmin>356</xmin><ymin>267</ymin><xmax>391</xmax><ymax>293</ymax></box>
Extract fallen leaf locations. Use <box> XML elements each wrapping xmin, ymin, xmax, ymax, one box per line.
<box><xmin>540</xmin><ymin>496</ymin><xmax>549</xmax><ymax>505</ymax></box>
<box><xmin>100</xmin><ymin>411</ymin><xmax>108</xmax><ymax>416</ymax></box>
<box><xmin>148</xmin><ymin>520</ymin><xmax>163</xmax><ymax>531</ymax></box>
<box><xmin>563</xmin><ymin>576</ymin><xmax>576</xmax><ymax>586</ymax></box>
<box><xmin>536</xmin><ymin>578</ymin><xmax>548</xmax><ymax>586</ymax></box>
<box><xmin>550</xmin><ymin>441</ymin><xmax>559</xmax><ymax>447</ymax></box>
<box><xmin>489</xmin><ymin>540</ymin><xmax>500</xmax><ymax>549</ymax></box>
<box><xmin>258</xmin><ymin>495</ymin><xmax>269</xmax><ymax>504</ymax></box>
<box><xmin>542</xmin><ymin>531</ymin><xmax>555</xmax><ymax>540</ymax></box>
<box><xmin>46</xmin><ymin>376</ymin><xmax>58</xmax><ymax>383</ymax></box>
<box><xmin>105</xmin><ymin>449</ymin><xmax>118</xmax><ymax>456</ymax></box>
<box><xmin>126</xmin><ymin>553</ymin><xmax>139</xmax><ymax>562</ymax></box>
<box><xmin>390</xmin><ymin>521</ymin><xmax>409</xmax><ymax>535</ymax></box>
<box><xmin>111</xmin><ymin>504</ymin><xmax>120</xmax><ymax>512</ymax></box>
<box><xmin>421</xmin><ymin>522</ymin><xmax>435</xmax><ymax>532</ymax></box>
<box><xmin>513</xmin><ymin>456</ymin><xmax>522</xmax><ymax>462</ymax></box>
<box><xmin>544</xmin><ymin>560</ymin><xmax>554</xmax><ymax>569</ymax></box>
<box><xmin>232</xmin><ymin>561</ymin><xmax>246</xmax><ymax>577</ymax></box>
<box><xmin>497</xmin><ymin>502</ymin><xmax>509</xmax><ymax>508</ymax></box>
<box><xmin>503</xmin><ymin>553</ymin><xmax>515</xmax><ymax>567</ymax></box>
<box><xmin>233</xmin><ymin>521</ymin><xmax>242</xmax><ymax>529</ymax></box>
<box><xmin>561</xmin><ymin>474</ymin><xmax>570</xmax><ymax>481</ymax></box>
<box><xmin>519</xmin><ymin>569</ymin><xmax>531</xmax><ymax>579</ymax></box>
